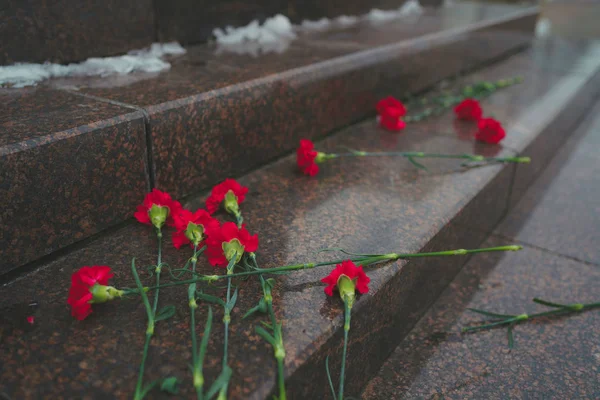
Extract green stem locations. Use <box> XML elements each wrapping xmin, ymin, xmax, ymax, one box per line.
<box><xmin>131</xmin><ymin>259</ymin><xmax>156</xmax><ymax>400</ymax></box>
<box><xmin>132</xmin><ymin>246</ymin><xmax>522</xmax><ymax>292</ymax></box>
<box><xmin>218</xmin><ymin>259</ymin><xmax>236</xmax><ymax>400</ymax></box>
<box><xmin>332</xmin><ymin>152</ymin><xmax>530</xmax><ymax>164</ymax></box>
<box><xmin>189</xmin><ymin>244</ymin><xmax>203</xmax><ymax>400</ymax></box>
<box><xmin>463</xmin><ymin>300</ymin><xmax>600</xmax><ymax>333</ymax></box>
<box><xmin>132</xmin><ymin>229</ymin><xmax>162</xmax><ymax>400</ymax></box>
<box><xmin>338</xmin><ymin>297</ymin><xmax>351</xmax><ymax>400</ymax></box>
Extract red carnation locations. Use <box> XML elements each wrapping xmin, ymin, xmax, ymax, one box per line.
<box><xmin>454</xmin><ymin>98</ymin><xmax>483</xmax><ymax>121</ymax></box>
<box><xmin>134</xmin><ymin>189</ymin><xmax>182</xmax><ymax>228</ymax></box>
<box><xmin>67</xmin><ymin>266</ymin><xmax>116</xmax><ymax>320</ymax></box>
<box><xmin>321</xmin><ymin>260</ymin><xmax>370</xmax><ymax>298</ymax></box>
<box><xmin>376</xmin><ymin>97</ymin><xmax>407</xmax><ymax>132</ymax></box>
<box><xmin>297</xmin><ymin>139</ymin><xmax>319</xmax><ymax>176</ymax></box>
<box><xmin>206</xmin><ymin>222</ymin><xmax>259</xmax><ymax>268</ymax></box>
<box><xmin>476</xmin><ymin>117</ymin><xmax>506</xmax><ymax>144</ymax></box>
<box><xmin>206</xmin><ymin>179</ymin><xmax>248</xmax><ymax>215</ymax></box>
<box><xmin>172</xmin><ymin>208</ymin><xmax>220</xmax><ymax>249</ymax></box>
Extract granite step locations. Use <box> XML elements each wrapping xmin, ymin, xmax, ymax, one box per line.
<box><xmin>0</xmin><ymin>2</ymin><xmax>538</xmax><ymax>275</ymax></box>
<box><xmin>1</xmin><ymin>37</ymin><xmax>600</xmax><ymax>399</ymax></box>
<box><xmin>362</xmin><ymin>99</ymin><xmax>600</xmax><ymax>400</ymax></box>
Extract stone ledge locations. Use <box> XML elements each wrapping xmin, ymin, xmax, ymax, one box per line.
<box><xmin>0</xmin><ymin>2</ymin><xmax>539</xmax><ymax>275</ymax></box>
<box><xmin>57</xmin><ymin>2</ymin><xmax>539</xmax><ymax>199</ymax></box>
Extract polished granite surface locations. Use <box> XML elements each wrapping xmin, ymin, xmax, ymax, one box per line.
<box><xmin>0</xmin><ymin>113</ymin><xmax>519</xmax><ymax>399</ymax></box>
<box><xmin>363</xmin><ymin>110</ymin><xmax>600</xmax><ymax>398</ymax></box>
<box><xmin>0</xmin><ymin>88</ymin><xmax>149</xmax><ymax>274</ymax></box>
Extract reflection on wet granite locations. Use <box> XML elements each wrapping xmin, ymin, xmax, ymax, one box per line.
<box><xmin>54</xmin><ymin>3</ymin><xmax>536</xmax><ymax>199</ymax></box>
<box><xmin>0</xmin><ymin>0</ymin><xmax>155</xmax><ymax>64</ymax></box>
<box><xmin>496</xmin><ymin>101</ymin><xmax>600</xmax><ymax>265</ymax></box>
<box><xmin>404</xmin><ymin>40</ymin><xmax>600</xmax><ymax>208</ymax></box>
<box><xmin>0</xmin><ymin>88</ymin><xmax>149</xmax><ymax>274</ymax></box>
<box><xmin>362</xmin><ymin>236</ymin><xmax>600</xmax><ymax>399</ymax></box>
<box><xmin>0</xmin><ymin>120</ymin><xmax>518</xmax><ymax>399</ymax></box>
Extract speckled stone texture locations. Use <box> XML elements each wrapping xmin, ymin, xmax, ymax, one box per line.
<box><xmin>0</xmin><ymin>87</ymin><xmax>149</xmax><ymax>274</ymax></box>
<box><xmin>0</xmin><ymin>0</ymin><xmax>155</xmax><ymax>64</ymax></box>
<box><xmin>0</xmin><ymin>113</ymin><xmax>522</xmax><ymax>399</ymax></box>
<box><xmin>496</xmin><ymin>101</ymin><xmax>600</xmax><ymax>265</ymax></box>
<box><xmin>402</xmin><ymin>38</ymin><xmax>600</xmax><ymax>207</ymax></box>
<box><xmin>55</xmin><ymin>2</ymin><xmax>537</xmax><ymax>199</ymax></box>
<box><xmin>362</xmin><ymin>236</ymin><xmax>600</xmax><ymax>399</ymax></box>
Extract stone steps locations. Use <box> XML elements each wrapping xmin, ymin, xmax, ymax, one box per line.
<box><xmin>362</xmin><ymin>99</ymin><xmax>600</xmax><ymax>400</ymax></box>
<box><xmin>0</xmin><ymin>2</ymin><xmax>538</xmax><ymax>275</ymax></box>
<box><xmin>2</xmin><ymin>35</ymin><xmax>600</xmax><ymax>399</ymax></box>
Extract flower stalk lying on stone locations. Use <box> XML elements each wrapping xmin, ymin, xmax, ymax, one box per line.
<box><xmin>296</xmin><ymin>139</ymin><xmax>530</xmax><ymax>176</ymax></box>
<box><xmin>323</xmin><ymin>261</ymin><xmax>371</xmax><ymax>400</ymax></box>
<box><xmin>133</xmin><ymin>189</ymin><xmax>181</xmax><ymax>400</ymax></box>
<box><xmin>462</xmin><ymin>297</ymin><xmax>600</xmax><ymax>348</ymax></box>
<box><xmin>204</xmin><ymin>222</ymin><xmax>259</xmax><ymax>400</ymax></box>
<box><xmin>174</xmin><ymin>206</ymin><xmax>216</xmax><ymax>400</ymax></box>
<box><xmin>244</xmin><ymin>258</ymin><xmax>288</xmax><ymax>400</ymax></box>
<box><xmin>206</xmin><ymin>179</ymin><xmax>248</xmax><ymax>227</ymax></box>
<box><xmin>403</xmin><ymin>76</ymin><xmax>523</xmax><ymax>123</ymax></box>
<box><xmin>142</xmin><ymin>245</ymin><xmax>524</xmax><ymax>288</ymax></box>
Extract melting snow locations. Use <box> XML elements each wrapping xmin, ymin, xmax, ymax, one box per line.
<box><xmin>214</xmin><ymin>0</ymin><xmax>424</xmax><ymax>56</ymax></box>
<box><xmin>0</xmin><ymin>42</ymin><xmax>186</xmax><ymax>88</ymax></box>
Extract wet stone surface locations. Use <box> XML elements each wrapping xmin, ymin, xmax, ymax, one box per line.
<box><xmin>362</xmin><ymin>236</ymin><xmax>600</xmax><ymax>399</ymax></box>
<box><xmin>0</xmin><ymin>117</ymin><xmax>518</xmax><ymax>399</ymax></box>
<box><xmin>0</xmin><ymin>87</ymin><xmax>149</xmax><ymax>274</ymax></box>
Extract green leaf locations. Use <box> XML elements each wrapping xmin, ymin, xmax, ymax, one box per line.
<box><xmin>532</xmin><ymin>298</ymin><xmax>570</xmax><ymax>309</ymax></box>
<box><xmin>206</xmin><ymin>366</ymin><xmax>232</xmax><ymax>399</ymax></box>
<box><xmin>140</xmin><ymin>381</ymin><xmax>159</xmax><ymax>399</ymax></box>
<box><xmin>198</xmin><ymin>307</ymin><xmax>213</xmax><ymax>362</ymax></box>
<box><xmin>227</xmin><ymin>287</ymin><xmax>239</xmax><ymax>311</ymax></box>
<box><xmin>155</xmin><ymin>305</ymin><xmax>176</xmax><ymax>322</ymax></box>
<box><xmin>196</xmin><ymin>293</ymin><xmax>226</xmax><ymax>307</ymax></box>
<box><xmin>467</xmin><ymin>308</ymin><xmax>515</xmax><ymax>319</ymax></box>
<box><xmin>325</xmin><ymin>356</ymin><xmax>337</xmax><ymax>400</ymax></box>
<box><xmin>260</xmin><ymin>320</ymin><xmax>274</xmax><ymax>330</ymax></box>
<box><xmin>160</xmin><ymin>376</ymin><xmax>180</xmax><ymax>394</ymax></box>
<box><xmin>255</xmin><ymin>326</ymin><xmax>277</xmax><ymax>346</ymax></box>
<box><xmin>407</xmin><ymin>156</ymin><xmax>428</xmax><ymax>171</ymax></box>
<box><xmin>131</xmin><ymin>259</ymin><xmax>154</xmax><ymax>322</ymax></box>
<box><xmin>507</xmin><ymin>324</ymin><xmax>515</xmax><ymax>349</ymax></box>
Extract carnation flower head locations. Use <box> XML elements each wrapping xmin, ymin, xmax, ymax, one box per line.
<box><xmin>321</xmin><ymin>260</ymin><xmax>370</xmax><ymax>306</ymax></box>
<box><xmin>476</xmin><ymin>117</ymin><xmax>506</xmax><ymax>144</ymax></box>
<box><xmin>67</xmin><ymin>266</ymin><xmax>123</xmax><ymax>320</ymax></box>
<box><xmin>296</xmin><ymin>139</ymin><xmax>319</xmax><ymax>176</ymax></box>
<box><xmin>206</xmin><ymin>222</ymin><xmax>259</xmax><ymax>268</ymax></box>
<box><xmin>172</xmin><ymin>208</ymin><xmax>220</xmax><ymax>249</ymax></box>
<box><xmin>134</xmin><ymin>189</ymin><xmax>182</xmax><ymax>228</ymax></box>
<box><xmin>454</xmin><ymin>98</ymin><xmax>483</xmax><ymax>121</ymax></box>
<box><xmin>376</xmin><ymin>96</ymin><xmax>407</xmax><ymax>132</ymax></box>
<box><xmin>206</xmin><ymin>179</ymin><xmax>248</xmax><ymax>216</ymax></box>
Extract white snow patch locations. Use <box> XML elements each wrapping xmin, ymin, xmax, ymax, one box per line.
<box><xmin>0</xmin><ymin>42</ymin><xmax>186</xmax><ymax>88</ymax></box>
<box><xmin>535</xmin><ymin>17</ymin><xmax>552</xmax><ymax>38</ymax></box>
<box><xmin>214</xmin><ymin>14</ymin><xmax>296</xmax><ymax>56</ymax></box>
<box><xmin>214</xmin><ymin>1</ymin><xmax>424</xmax><ymax>55</ymax></box>
<box><xmin>365</xmin><ymin>0</ymin><xmax>424</xmax><ymax>23</ymax></box>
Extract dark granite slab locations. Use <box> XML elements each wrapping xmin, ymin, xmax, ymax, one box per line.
<box><xmin>154</xmin><ymin>0</ymin><xmax>445</xmax><ymax>46</ymax></box>
<box><xmin>0</xmin><ymin>117</ymin><xmax>519</xmax><ymax>399</ymax></box>
<box><xmin>362</xmin><ymin>236</ymin><xmax>600</xmax><ymax>399</ymax></box>
<box><xmin>0</xmin><ymin>87</ymin><xmax>149</xmax><ymax>274</ymax></box>
<box><xmin>0</xmin><ymin>0</ymin><xmax>155</xmax><ymax>65</ymax></box>
<box><xmin>406</xmin><ymin>39</ymin><xmax>600</xmax><ymax>207</ymax></box>
<box><xmin>496</xmin><ymin>101</ymin><xmax>600</xmax><ymax>266</ymax></box>
<box><xmin>54</xmin><ymin>3</ymin><xmax>537</xmax><ymax>199</ymax></box>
